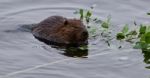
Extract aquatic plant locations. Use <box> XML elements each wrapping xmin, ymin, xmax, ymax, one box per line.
<box><xmin>74</xmin><ymin>6</ymin><xmax>113</xmax><ymax>46</ymax></box>
<box><xmin>74</xmin><ymin>6</ymin><xmax>93</xmax><ymax>23</ymax></box>
<box><xmin>134</xmin><ymin>25</ymin><xmax>150</xmax><ymax>49</ymax></box>
<box><xmin>116</xmin><ymin>24</ymin><xmax>150</xmax><ymax>67</ymax></box>
<box><xmin>101</xmin><ymin>15</ymin><xmax>111</xmax><ymax>29</ymax></box>
<box><xmin>74</xmin><ymin>6</ymin><xmax>150</xmax><ymax>68</ymax></box>
<box><xmin>116</xmin><ymin>24</ymin><xmax>137</xmax><ymax>42</ymax></box>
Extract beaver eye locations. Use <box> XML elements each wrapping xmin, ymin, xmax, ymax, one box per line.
<box><xmin>64</xmin><ymin>20</ymin><xmax>68</xmax><ymax>25</ymax></box>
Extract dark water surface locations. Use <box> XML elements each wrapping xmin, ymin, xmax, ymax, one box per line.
<box><xmin>0</xmin><ymin>0</ymin><xmax>150</xmax><ymax>78</ymax></box>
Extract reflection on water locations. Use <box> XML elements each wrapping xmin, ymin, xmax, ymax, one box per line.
<box><xmin>34</xmin><ymin>34</ymin><xmax>88</xmax><ymax>57</ymax></box>
<box><xmin>63</xmin><ymin>46</ymin><xmax>88</xmax><ymax>57</ymax></box>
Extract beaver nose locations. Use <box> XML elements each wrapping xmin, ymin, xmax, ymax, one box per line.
<box><xmin>82</xmin><ymin>31</ymin><xmax>88</xmax><ymax>37</ymax></box>
<box><xmin>81</xmin><ymin>31</ymin><xmax>88</xmax><ymax>40</ymax></box>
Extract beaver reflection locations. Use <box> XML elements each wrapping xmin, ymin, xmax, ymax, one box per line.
<box><xmin>63</xmin><ymin>45</ymin><xmax>88</xmax><ymax>57</ymax></box>
<box><xmin>35</xmin><ymin>36</ymin><xmax>88</xmax><ymax>57</ymax></box>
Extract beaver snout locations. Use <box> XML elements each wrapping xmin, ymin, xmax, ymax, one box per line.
<box><xmin>81</xmin><ymin>31</ymin><xmax>88</xmax><ymax>41</ymax></box>
<box><xmin>82</xmin><ymin>31</ymin><xmax>88</xmax><ymax>38</ymax></box>
<box><xmin>74</xmin><ymin>30</ymin><xmax>88</xmax><ymax>45</ymax></box>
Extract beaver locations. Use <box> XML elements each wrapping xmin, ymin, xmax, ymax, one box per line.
<box><xmin>32</xmin><ymin>16</ymin><xmax>88</xmax><ymax>46</ymax></box>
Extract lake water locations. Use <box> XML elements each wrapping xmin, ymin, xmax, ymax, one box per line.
<box><xmin>0</xmin><ymin>0</ymin><xmax>150</xmax><ymax>78</ymax></box>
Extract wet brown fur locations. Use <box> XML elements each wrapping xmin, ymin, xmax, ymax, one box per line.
<box><xmin>32</xmin><ymin>16</ymin><xmax>88</xmax><ymax>46</ymax></box>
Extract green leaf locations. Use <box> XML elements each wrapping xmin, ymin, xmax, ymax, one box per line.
<box><xmin>134</xmin><ymin>42</ymin><xmax>142</xmax><ymax>49</ymax></box>
<box><xmin>145</xmin><ymin>32</ymin><xmax>150</xmax><ymax>43</ymax></box>
<box><xmin>101</xmin><ymin>21</ymin><xmax>109</xmax><ymax>29</ymax></box>
<box><xmin>116</xmin><ymin>33</ymin><xmax>125</xmax><ymax>40</ymax></box>
<box><xmin>85</xmin><ymin>11</ymin><xmax>92</xmax><ymax>23</ymax></box>
<box><xmin>133</xmin><ymin>42</ymin><xmax>149</xmax><ymax>49</ymax></box>
<box><xmin>122</xmin><ymin>24</ymin><xmax>129</xmax><ymax>34</ymax></box>
<box><xmin>140</xmin><ymin>34</ymin><xmax>146</xmax><ymax>42</ymax></box>
<box><xmin>147</xmin><ymin>12</ymin><xmax>150</xmax><ymax>15</ymax></box>
<box><xmin>139</xmin><ymin>25</ymin><xmax>146</xmax><ymax>34</ymax></box>
<box><xmin>141</xmin><ymin>42</ymin><xmax>148</xmax><ymax>49</ymax></box>
<box><xmin>86</xmin><ymin>11</ymin><xmax>92</xmax><ymax>17</ymax></box>
<box><xmin>79</xmin><ymin>9</ymin><xmax>84</xmax><ymax>20</ymax></box>
<box><xmin>101</xmin><ymin>16</ymin><xmax>111</xmax><ymax>29</ymax></box>
<box><xmin>146</xmin><ymin>66</ymin><xmax>150</xmax><ymax>69</ymax></box>
<box><xmin>146</xmin><ymin>26</ymin><xmax>150</xmax><ymax>32</ymax></box>
<box><xmin>126</xmin><ymin>30</ymin><xmax>137</xmax><ymax>36</ymax></box>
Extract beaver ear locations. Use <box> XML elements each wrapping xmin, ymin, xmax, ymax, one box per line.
<box><xmin>64</xmin><ymin>20</ymin><xmax>68</xmax><ymax>25</ymax></box>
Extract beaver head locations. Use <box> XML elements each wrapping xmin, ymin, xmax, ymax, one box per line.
<box><xmin>32</xmin><ymin>16</ymin><xmax>88</xmax><ymax>46</ymax></box>
<box><xmin>58</xmin><ymin>19</ymin><xmax>88</xmax><ymax>45</ymax></box>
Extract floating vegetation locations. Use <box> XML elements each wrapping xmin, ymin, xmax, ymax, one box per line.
<box><xmin>74</xmin><ymin>6</ymin><xmax>150</xmax><ymax>69</ymax></box>
<box><xmin>74</xmin><ymin>6</ymin><xmax>93</xmax><ymax>23</ymax></box>
<box><xmin>74</xmin><ymin>5</ymin><xmax>113</xmax><ymax>46</ymax></box>
<box><xmin>116</xmin><ymin>24</ymin><xmax>137</xmax><ymax>43</ymax></box>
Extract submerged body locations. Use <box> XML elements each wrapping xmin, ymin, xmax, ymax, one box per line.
<box><xmin>32</xmin><ymin>16</ymin><xmax>88</xmax><ymax>46</ymax></box>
